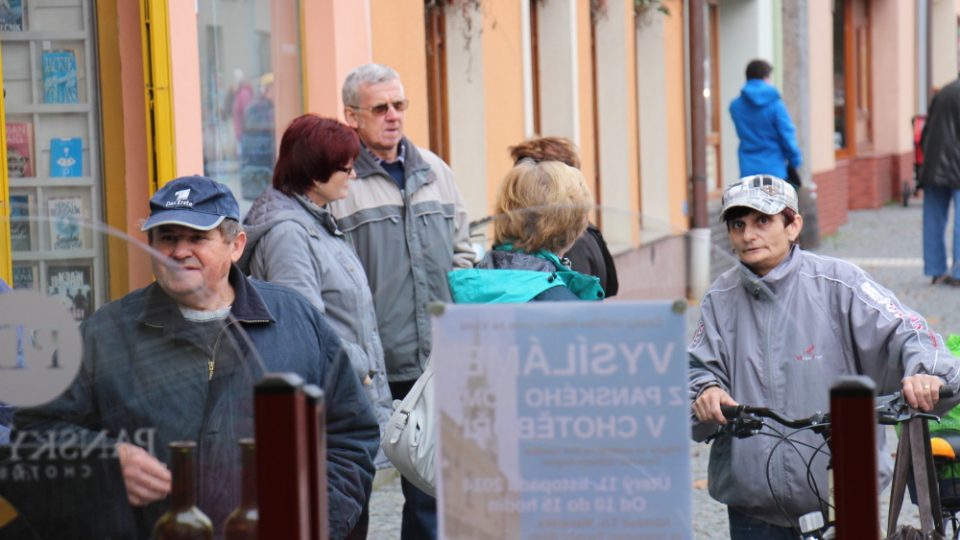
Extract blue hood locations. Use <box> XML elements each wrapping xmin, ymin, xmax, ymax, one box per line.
<box><xmin>740</xmin><ymin>79</ymin><xmax>780</xmax><ymax>107</ymax></box>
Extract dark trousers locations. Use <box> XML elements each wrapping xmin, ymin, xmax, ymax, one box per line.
<box><xmin>389</xmin><ymin>379</ymin><xmax>438</xmax><ymax>540</ymax></box>
<box><xmin>727</xmin><ymin>507</ymin><xmax>799</xmax><ymax>540</ymax></box>
<box><xmin>344</xmin><ymin>501</ymin><xmax>369</xmax><ymax>540</ymax></box>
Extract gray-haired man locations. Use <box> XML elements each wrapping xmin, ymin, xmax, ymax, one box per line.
<box><xmin>331</xmin><ymin>63</ymin><xmax>475</xmax><ymax>540</ymax></box>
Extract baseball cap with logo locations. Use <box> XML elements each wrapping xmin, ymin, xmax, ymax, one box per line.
<box><xmin>141</xmin><ymin>175</ymin><xmax>240</xmax><ymax>231</ymax></box>
<box><xmin>720</xmin><ymin>174</ymin><xmax>800</xmax><ymax>221</ymax></box>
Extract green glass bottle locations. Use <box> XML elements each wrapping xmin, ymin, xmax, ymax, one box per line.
<box><xmin>224</xmin><ymin>438</ymin><xmax>258</xmax><ymax>540</ymax></box>
<box><xmin>153</xmin><ymin>441</ymin><xmax>213</xmax><ymax>540</ymax></box>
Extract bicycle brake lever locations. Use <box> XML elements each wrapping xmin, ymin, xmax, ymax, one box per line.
<box><xmin>730</xmin><ymin>416</ymin><xmax>763</xmax><ymax>438</ymax></box>
<box><xmin>703</xmin><ymin>415</ymin><xmax>763</xmax><ymax>442</ymax></box>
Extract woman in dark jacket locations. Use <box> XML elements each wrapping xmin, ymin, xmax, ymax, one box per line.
<box><xmin>449</xmin><ymin>160</ymin><xmax>604</xmax><ymax>303</ymax></box>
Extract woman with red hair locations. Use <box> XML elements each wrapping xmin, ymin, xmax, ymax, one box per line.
<box><xmin>239</xmin><ymin>114</ymin><xmax>392</xmax><ymax>470</ymax></box>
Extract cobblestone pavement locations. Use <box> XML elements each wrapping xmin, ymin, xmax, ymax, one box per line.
<box><xmin>368</xmin><ymin>201</ymin><xmax>946</xmax><ymax>539</ymax></box>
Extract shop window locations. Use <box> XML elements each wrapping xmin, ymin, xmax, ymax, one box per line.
<box><xmin>1</xmin><ymin>0</ymin><xmax>104</xmax><ymax>319</ymax></box>
<box><xmin>833</xmin><ymin>0</ymin><xmax>851</xmax><ymax>153</ymax></box>
<box><xmin>833</xmin><ymin>0</ymin><xmax>871</xmax><ymax>157</ymax></box>
<box><xmin>197</xmin><ymin>0</ymin><xmax>302</xmax><ymax>217</ymax></box>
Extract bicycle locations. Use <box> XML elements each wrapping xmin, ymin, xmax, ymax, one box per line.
<box><xmin>708</xmin><ymin>391</ymin><xmax>943</xmax><ymax>539</ymax></box>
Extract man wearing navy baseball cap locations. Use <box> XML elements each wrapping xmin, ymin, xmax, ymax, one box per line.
<box><xmin>17</xmin><ymin>175</ymin><xmax>379</xmax><ymax>538</ymax></box>
<box><xmin>140</xmin><ymin>175</ymin><xmax>247</xmax><ymax>311</ymax></box>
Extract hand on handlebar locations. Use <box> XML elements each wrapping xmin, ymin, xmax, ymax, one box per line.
<box><xmin>901</xmin><ymin>374</ymin><xmax>944</xmax><ymax>412</ymax></box>
<box><xmin>693</xmin><ymin>385</ymin><xmax>739</xmax><ymax>424</ymax></box>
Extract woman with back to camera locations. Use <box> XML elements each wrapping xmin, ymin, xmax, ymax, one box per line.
<box><xmin>239</xmin><ymin>114</ymin><xmax>392</xmax><ymax>470</ymax></box>
<box><xmin>507</xmin><ymin>137</ymin><xmax>618</xmax><ymax>297</ymax></box>
<box><xmin>448</xmin><ymin>159</ymin><xmax>605</xmax><ymax>303</ymax></box>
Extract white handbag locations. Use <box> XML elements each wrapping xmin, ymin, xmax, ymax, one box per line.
<box><xmin>381</xmin><ymin>361</ymin><xmax>436</xmax><ymax>496</ymax></box>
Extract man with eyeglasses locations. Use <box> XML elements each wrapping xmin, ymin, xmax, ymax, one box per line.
<box><xmin>331</xmin><ymin>63</ymin><xmax>475</xmax><ymax>540</ymax></box>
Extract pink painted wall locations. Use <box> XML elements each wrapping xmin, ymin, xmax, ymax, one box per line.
<box><xmin>168</xmin><ymin>0</ymin><xmax>204</xmax><ymax>177</ymax></box>
<box><xmin>303</xmin><ymin>0</ymin><xmax>372</xmax><ymax>119</ymax></box>
<box><xmin>118</xmin><ymin>0</ymin><xmax>152</xmax><ymax>289</ymax></box>
<box><xmin>870</xmin><ymin>0</ymin><xmax>914</xmax><ymax>155</ymax></box>
<box><xmin>808</xmin><ymin>0</ymin><xmax>835</xmax><ymax>174</ymax></box>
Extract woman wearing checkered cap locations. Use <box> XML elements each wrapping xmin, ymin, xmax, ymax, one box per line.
<box><xmin>688</xmin><ymin>175</ymin><xmax>960</xmax><ymax>538</ymax></box>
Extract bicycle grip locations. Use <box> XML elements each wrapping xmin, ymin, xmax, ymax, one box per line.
<box><xmin>720</xmin><ymin>405</ymin><xmax>741</xmax><ymax>420</ymax></box>
<box><xmin>940</xmin><ymin>387</ymin><xmax>956</xmax><ymax>399</ymax></box>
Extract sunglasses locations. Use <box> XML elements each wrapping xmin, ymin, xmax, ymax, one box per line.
<box><xmin>350</xmin><ymin>99</ymin><xmax>409</xmax><ymax>116</ymax></box>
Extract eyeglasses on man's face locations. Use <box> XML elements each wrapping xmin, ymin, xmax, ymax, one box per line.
<box><xmin>350</xmin><ymin>98</ymin><xmax>409</xmax><ymax>117</ymax></box>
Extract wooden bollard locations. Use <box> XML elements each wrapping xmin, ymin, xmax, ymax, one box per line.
<box><xmin>303</xmin><ymin>384</ymin><xmax>329</xmax><ymax>540</ymax></box>
<box><xmin>830</xmin><ymin>375</ymin><xmax>879</xmax><ymax>538</ymax></box>
<box><xmin>254</xmin><ymin>373</ymin><xmax>310</xmax><ymax>540</ymax></box>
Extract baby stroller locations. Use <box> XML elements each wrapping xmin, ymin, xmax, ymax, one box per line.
<box><xmin>904</xmin><ymin>114</ymin><xmax>926</xmax><ymax>207</ymax></box>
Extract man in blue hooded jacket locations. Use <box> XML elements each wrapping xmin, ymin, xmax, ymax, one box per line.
<box><xmin>729</xmin><ymin>59</ymin><xmax>803</xmax><ymax>188</ymax></box>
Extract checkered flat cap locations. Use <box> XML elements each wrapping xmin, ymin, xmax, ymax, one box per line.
<box><xmin>720</xmin><ymin>175</ymin><xmax>799</xmax><ymax>220</ymax></box>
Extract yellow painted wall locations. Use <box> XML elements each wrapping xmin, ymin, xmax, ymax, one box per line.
<box><xmin>370</xmin><ymin>0</ymin><xmax>429</xmax><ymax>146</ymax></box>
<box><xmin>168</xmin><ymin>0</ymin><xmax>203</xmax><ymax>177</ymax></box>
<box><xmin>663</xmin><ymin>0</ymin><xmax>687</xmax><ymax>231</ymax></box>
<box><xmin>303</xmin><ymin>0</ymin><xmax>371</xmax><ymax>119</ymax></box>
<box><xmin>483</xmin><ymin>0</ymin><xmax>526</xmax><ymax>210</ymax></box>
<box><xmin>808</xmin><ymin>0</ymin><xmax>834</xmax><ymax>174</ymax></box>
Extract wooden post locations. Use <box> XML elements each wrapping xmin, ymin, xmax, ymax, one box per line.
<box><xmin>254</xmin><ymin>373</ymin><xmax>310</xmax><ymax>540</ymax></box>
<box><xmin>303</xmin><ymin>384</ymin><xmax>329</xmax><ymax>540</ymax></box>
<box><xmin>830</xmin><ymin>375</ymin><xmax>879</xmax><ymax>538</ymax></box>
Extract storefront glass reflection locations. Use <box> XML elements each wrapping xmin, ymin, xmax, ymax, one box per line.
<box><xmin>197</xmin><ymin>0</ymin><xmax>302</xmax><ymax>217</ymax></box>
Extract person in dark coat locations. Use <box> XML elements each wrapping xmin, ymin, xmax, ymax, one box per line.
<box><xmin>919</xmin><ymin>78</ymin><xmax>960</xmax><ymax>285</ymax></box>
<box><xmin>449</xmin><ymin>159</ymin><xmax>604</xmax><ymax>303</ymax></box>
<box><xmin>507</xmin><ymin>136</ymin><xmax>618</xmax><ymax>297</ymax></box>
<box><xmin>14</xmin><ymin>176</ymin><xmax>379</xmax><ymax>539</ymax></box>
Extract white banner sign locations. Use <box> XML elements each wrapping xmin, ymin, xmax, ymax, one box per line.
<box><xmin>434</xmin><ymin>301</ymin><xmax>691</xmax><ymax>540</ymax></box>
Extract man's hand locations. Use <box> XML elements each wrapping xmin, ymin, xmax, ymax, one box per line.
<box><xmin>117</xmin><ymin>442</ymin><xmax>171</xmax><ymax>507</ymax></box>
<box><xmin>902</xmin><ymin>374</ymin><xmax>943</xmax><ymax>412</ymax></box>
<box><xmin>693</xmin><ymin>386</ymin><xmax>739</xmax><ymax>424</ymax></box>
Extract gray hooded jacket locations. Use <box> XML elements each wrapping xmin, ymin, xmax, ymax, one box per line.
<box><xmin>240</xmin><ymin>187</ymin><xmax>392</xmax><ymax>467</ymax></box>
<box><xmin>689</xmin><ymin>245</ymin><xmax>960</xmax><ymax>527</ymax></box>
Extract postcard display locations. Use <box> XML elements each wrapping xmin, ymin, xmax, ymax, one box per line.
<box><xmin>2</xmin><ymin>0</ymin><xmax>102</xmax><ymax>320</ymax></box>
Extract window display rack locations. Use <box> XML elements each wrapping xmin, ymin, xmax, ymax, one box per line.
<box><xmin>2</xmin><ymin>0</ymin><xmax>103</xmax><ymax>320</ymax></box>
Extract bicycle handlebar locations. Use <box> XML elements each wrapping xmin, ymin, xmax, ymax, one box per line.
<box><xmin>719</xmin><ymin>387</ymin><xmax>954</xmax><ymax>434</ymax></box>
<box><xmin>720</xmin><ymin>405</ymin><xmax>827</xmax><ymax>429</ymax></box>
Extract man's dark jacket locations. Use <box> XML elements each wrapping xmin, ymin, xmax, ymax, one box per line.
<box><xmin>921</xmin><ymin>78</ymin><xmax>960</xmax><ymax>189</ymax></box>
<box><xmin>14</xmin><ymin>266</ymin><xmax>379</xmax><ymax>539</ymax></box>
